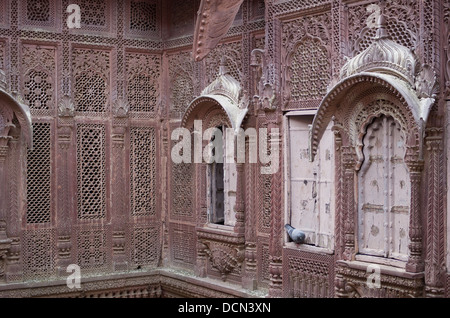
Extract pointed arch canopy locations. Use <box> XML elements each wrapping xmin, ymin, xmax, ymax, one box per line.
<box><xmin>0</xmin><ymin>87</ymin><xmax>33</xmax><ymax>148</ymax></box>
<box><xmin>181</xmin><ymin>58</ymin><xmax>248</xmax><ymax>133</ymax></box>
<box><xmin>182</xmin><ymin>94</ymin><xmax>248</xmax><ymax>133</ymax></box>
<box><xmin>309</xmin><ymin>72</ymin><xmax>434</xmax><ymax>161</ymax></box>
<box><xmin>310</xmin><ymin>14</ymin><xmax>436</xmax><ymax>162</ymax></box>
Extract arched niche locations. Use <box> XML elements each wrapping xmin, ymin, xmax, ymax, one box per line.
<box><xmin>310</xmin><ymin>73</ymin><xmax>426</xmax><ymax>273</ymax></box>
<box><xmin>176</xmin><ymin>59</ymin><xmax>249</xmax><ymax>282</ymax></box>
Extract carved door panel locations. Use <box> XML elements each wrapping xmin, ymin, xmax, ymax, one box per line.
<box><xmin>358</xmin><ymin>115</ymin><xmax>410</xmax><ymax>261</ymax></box>
<box><xmin>287</xmin><ymin>115</ymin><xmax>334</xmax><ymax>249</ymax></box>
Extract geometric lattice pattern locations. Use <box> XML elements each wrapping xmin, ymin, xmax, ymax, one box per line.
<box><xmin>23</xmin><ymin>70</ymin><xmax>52</xmax><ymax>110</ymax></box>
<box><xmin>171</xmin><ymin>225</ymin><xmax>195</xmax><ymax>266</ymax></box>
<box><xmin>74</xmin><ymin>72</ymin><xmax>108</xmax><ymax>113</ymax></box>
<box><xmin>23</xmin><ymin>229</ymin><xmax>55</xmax><ymax>279</ymax></box>
<box><xmin>21</xmin><ymin>44</ymin><xmax>56</xmax><ymax>112</ymax></box>
<box><xmin>131</xmin><ymin>226</ymin><xmax>159</xmax><ymax>267</ymax></box>
<box><xmin>126</xmin><ymin>52</ymin><xmax>160</xmax><ymax>113</ymax></box>
<box><xmin>26</xmin><ymin>122</ymin><xmax>51</xmax><ymax>224</ymax></box>
<box><xmin>26</xmin><ymin>0</ymin><xmax>50</xmax><ymax>23</ymax></box>
<box><xmin>259</xmin><ymin>242</ymin><xmax>270</xmax><ymax>284</ymax></box>
<box><xmin>0</xmin><ymin>42</ymin><xmax>4</xmax><ymax>69</ymax></box>
<box><xmin>76</xmin><ymin>124</ymin><xmax>106</xmax><ymax>220</ymax></box>
<box><xmin>72</xmin><ymin>48</ymin><xmax>110</xmax><ymax>113</ymax></box>
<box><xmin>258</xmin><ymin>173</ymin><xmax>271</xmax><ymax>232</ymax></box>
<box><xmin>168</xmin><ymin>51</ymin><xmax>194</xmax><ymax>115</ymax></box>
<box><xmin>289</xmin><ymin>39</ymin><xmax>330</xmax><ymax>102</ymax></box>
<box><xmin>79</xmin><ymin>0</ymin><xmax>106</xmax><ymax>27</ymax></box>
<box><xmin>283</xmin><ymin>249</ymin><xmax>334</xmax><ymax>298</ymax></box>
<box><xmin>130</xmin><ymin>127</ymin><xmax>156</xmax><ymax>216</ymax></box>
<box><xmin>130</xmin><ymin>0</ymin><xmax>157</xmax><ymax>32</ymax></box>
<box><xmin>171</xmin><ymin>162</ymin><xmax>194</xmax><ymax>219</ymax></box>
<box><xmin>204</xmin><ymin>41</ymin><xmax>243</xmax><ymax>85</ymax></box>
<box><xmin>77</xmin><ymin>229</ymin><xmax>107</xmax><ymax>270</ymax></box>
<box><xmin>356</xmin><ymin>19</ymin><xmax>416</xmax><ymax>54</ymax></box>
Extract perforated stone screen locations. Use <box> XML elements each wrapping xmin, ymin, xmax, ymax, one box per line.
<box><xmin>26</xmin><ymin>122</ymin><xmax>51</xmax><ymax>224</ymax></box>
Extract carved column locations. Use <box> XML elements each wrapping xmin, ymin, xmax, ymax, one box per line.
<box><xmin>342</xmin><ymin>146</ymin><xmax>356</xmax><ymax>261</ymax></box>
<box><xmin>405</xmin><ymin>146</ymin><xmax>425</xmax><ymax>273</ymax></box>
<box><xmin>56</xmin><ymin>108</ymin><xmax>74</xmax><ymax>275</ymax></box>
<box><xmin>196</xmin><ymin>241</ymin><xmax>208</xmax><ymax>278</ymax></box>
<box><xmin>424</xmin><ymin>128</ymin><xmax>446</xmax><ymax>297</ymax></box>
<box><xmin>234</xmin><ymin>162</ymin><xmax>245</xmax><ymax>234</ymax></box>
<box><xmin>243</xmin><ymin>135</ymin><xmax>257</xmax><ymax>290</ymax></box>
<box><xmin>268</xmin><ymin>114</ymin><xmax>283</xmax><ymax>298</ymax></box>
<box><xmin>0</xmin><ymin>221</ymin><xmax>11</xmax><ymax>283</ymax></box>
<box><xmin>333</xmin><ymin>127</ymin><xmax>344</xmax><ymax>261</ymax></box>
<box><xmin>111</xmin><ymin>123</ymin><xmax>128</xmax><ymax>271</ymax></box>
<box><xmin>5</xmin><ymin>128</ymin><xmax>22</xmax><ymax>282</ymax></box>
<box><xmin>0</xmin><ymin>138</ymin><xmax>9</xmax><ymax>222</ymax></box>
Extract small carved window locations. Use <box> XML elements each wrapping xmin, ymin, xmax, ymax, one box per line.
<box><xmin>74</xmin><ymin>72</ymin><xmax>108</xmax><ymax>113</ymax></box>
<box><xmin>131</xmin><ymin>226</ymin><xmax>159</xmax><ymax>267</ymax></box>
<box><xmin>289</xmin><ymin>38</ymin><xmax>330</xmax><ymax>104</ymax></box>
<box><xmin>77</xmin><ymin>229</ymin><xmax>106</xmax><ymax>269</ymax></box>
<box><xmin>23</xmin><ymin>70</ymin><xmax>53</xmax><ymax>110</ymax></box>
<box><xmin>26</xmin><ymin>0</ymin><xmax>50</xmax><ymax>23</ymax></box>
<box><xmin>126</xmin><ymin>52</ymin><xmax>160</xmax><ymax>114</ymax></box>
<box><xmin>171</xmin><ymin>161</ymin><xmax>194</xmax><ymax>219</ymax></box>
<box><xmin>23</xmin><ymin>229</ymin><xmax>55</xmax><ymax>279</ymax></box>
<box><xmin>358</xmin><ymin>115</ymin><xmax>410</xmax><ymax>262</ymax></box>
<box><xmin>76</xmin><ymin>124</ymin><xmax>106</xmax><ymax>220</ymax></box>
<box><xmin>26</xmin><ymin>122</ymin><xmax>51</xmax><ymax>224</ymax></box>
<box><xmin>130</xmin><ymin>0</ymin><xmax>157</xmax><ymax>32</ymax></box>
<box><xmin>130</xmin><ymin>127</ymin><xmax>156</xmax><ymax>216</ymax></box>
<box><xmin>80</xmin><ymin>0</ymin><xmax>106</xmax><ymax>27</ymax></box>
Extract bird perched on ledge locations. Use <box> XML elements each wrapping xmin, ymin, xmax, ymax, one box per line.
<box><xmin>285</xmin><ymin>224</ymin><xmax>306</xmax><ymax>244</ymax></box>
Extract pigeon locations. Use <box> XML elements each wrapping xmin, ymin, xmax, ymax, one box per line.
<box><xmin>285</xmin><ymin>224</ymin><xmax>306</xmax><ymax>244</ymax></box>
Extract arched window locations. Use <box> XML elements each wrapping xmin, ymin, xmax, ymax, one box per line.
<box><xmin>205</xmin><ymin>124</ymin><xmax>236</xmax><ymax>227</ymax></box>
<box><xmin>358</xmin><ymin>115</ymin><xmax>410</xmax><ymax>263</ymax></box>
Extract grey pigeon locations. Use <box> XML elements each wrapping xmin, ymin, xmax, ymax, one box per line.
<box><xmin>285</xmin><ymin>224</ymin><xmax>306</xmax><ymax>244</ymax></box>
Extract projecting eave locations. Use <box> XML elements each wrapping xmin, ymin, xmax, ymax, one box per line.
<box><xmin>182</xmin><ymin>94</ymin><xmax>248</xmax><ymax>134</ymax></box>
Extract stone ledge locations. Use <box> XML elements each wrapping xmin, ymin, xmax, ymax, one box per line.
<box><xmin>0</xmin><ymin>267</ymin><xmax>268</xmax><ymax>298</ymax></box>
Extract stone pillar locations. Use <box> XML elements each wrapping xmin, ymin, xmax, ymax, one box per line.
<box><xmin>268</xmin><ymin>118</ymin><xmax>283</xmax><ymax>298</ymax></box>
<box><xmin>234</xmin><ymin>162</ymin><xmax>245</xmax><ymax>234</ymax></box>
<box><xmin>0</xmin><ymin>142</ymin><xmax>9</xmax><ymax>222</ymax></box>
<box><xmin>56</xmin><ymin>123</ymin><xmax>74</xmax><ymax>276</ymax></box>
<box><xmin>5</xmin><ymin>129</ymin><xmax>23</xmax><ymax>282</ymax></box>
<box><xmin>242</xmin><ymin>135</ymin><xmax>257</xmax><ymax>289</ymax></box>
<box><xmin>111</xmin><ymin>124</ymin><xmax>128</xmax><ymax>271</ymax></box>
<box><xmin>196</xmin><ymin>241</ymin><xmax>208</xmax><ymax>278</ymax></box>
<box><xmin>0</xmin><ymin>221</ymin><xmax>11</xmax><ymax>283</ymax></box>
<box><xmin>424</xmin><ymin>128</ymin><xmax>446</xmax><ymax>297</ymax></box>
<box><xmin>342</xmin><ymin>146</ymin><xmax>356</xmax><ymax>261</ymax></box>
<box><xmin>405</xmin><ymin>146</ymin><xmax>425</xmax><ymax>273</ymax></box>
